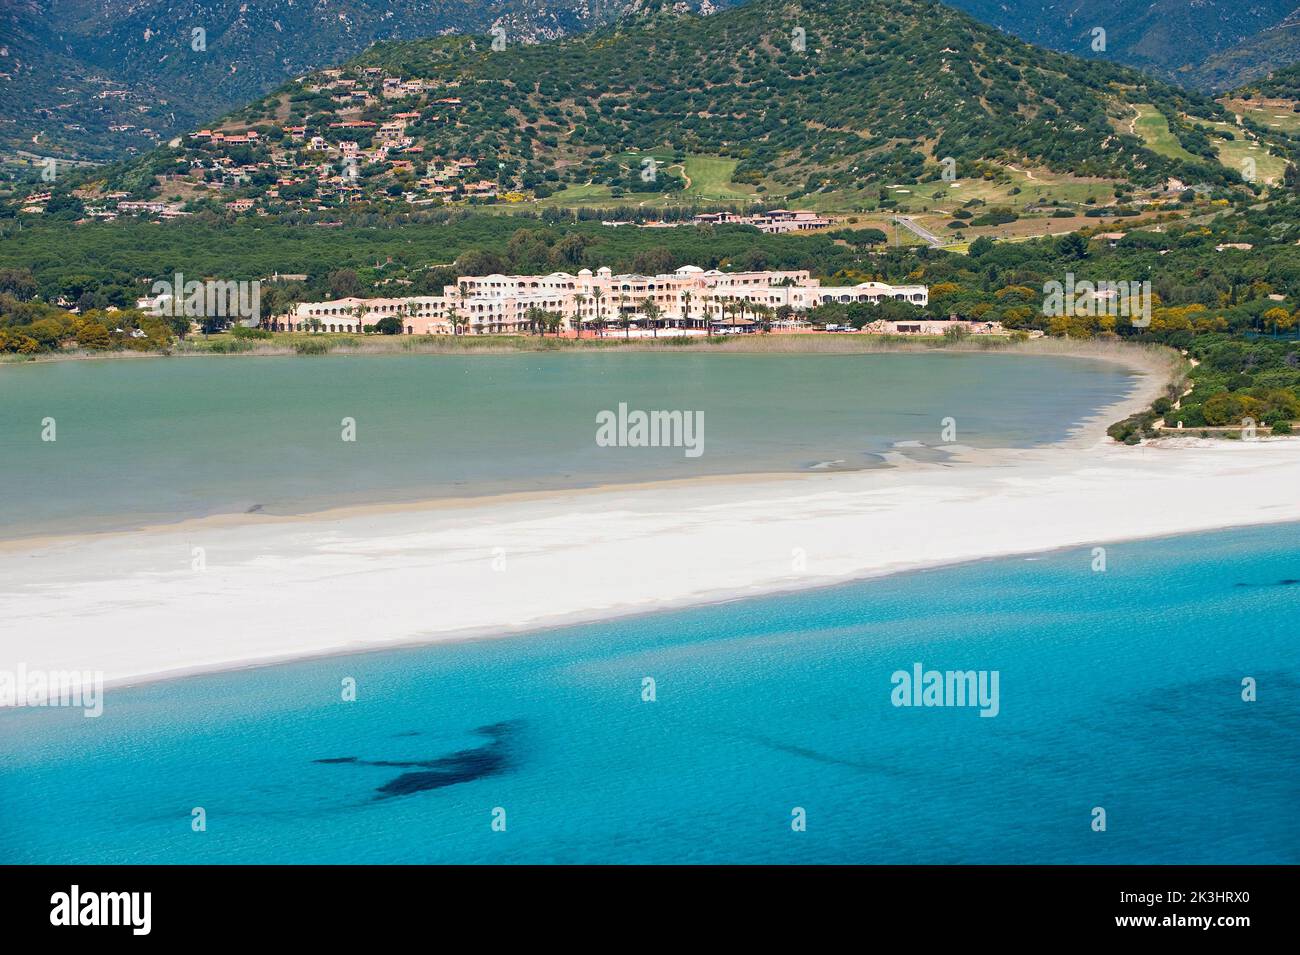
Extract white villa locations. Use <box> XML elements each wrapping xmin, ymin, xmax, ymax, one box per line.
<box><xmin>280</xmin><ymin>265</ymin><xmax>928</xmax><ymax>335</ymax></box>
<box><xmin>691</xmin><ymin>210</ymin><xmax>833</xmax><ymax>233</ymax></box>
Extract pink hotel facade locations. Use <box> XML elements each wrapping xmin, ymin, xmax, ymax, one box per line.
<box><xmin>282</xmin><ymin>265</ymin><xmax>928</xmax><ymax>335</ymax></box>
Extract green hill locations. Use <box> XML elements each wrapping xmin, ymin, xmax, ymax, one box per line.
<box><xmin>0</xmin><ymin>0</ymin><xmax>734</xmax><ymax>163</ymax></box>
<box><xmin>90</xmin><ymin>0</ymin><xmax>1247</xmax><ymax>212</ymax></box>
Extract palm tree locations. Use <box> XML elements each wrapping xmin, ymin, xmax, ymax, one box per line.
<box><xmin>681</xmin><ymin>289</ymin><xmax>693</xmax><ymax>333</ymax></box>
<box><xmin>307</xmin><ymin>317</ymin><xmax>322</xmax><ymax>335</ymax></box>
<box><xmin>591</xmin><ymin>287</ymin><xmax>605</xmax><ymax>338</ymax></box>
<box><xmin>642</xmin><ymin>299</ymin><xmax>662</xmax><ymax>339</ymax></box>
<box><xmin>455</xmin><ymin>284</ymin><xmax>475</xmax><ymax>335</ymax></box>
<box><xmin>574</xmin><ymin>293</ymin><xmax>587</xmax><ymax>338</ymax></box>
<box><xmin>527</xmin><ymin>306</ymin><xmax>550</xmax><ymax>336</ymax></box>
<box><xmin>278</xmin><ymin>289</ymin><xmax>303</xmax><ymax>332</ymax></box>
<box><xmin>617</xmin><ymin>293</ymin><xmax>629</xmax><ymax>338</ymax></box>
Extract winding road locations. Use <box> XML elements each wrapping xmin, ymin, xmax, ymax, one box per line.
<box><xmin>893</xmin><ymin>215</ymin><xmax>944</xmax><ymax>247</ymax></box>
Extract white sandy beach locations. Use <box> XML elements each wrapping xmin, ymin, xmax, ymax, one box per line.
<box><xmin>4</xmin><ymin>432</ymin><xmax>1300</xmax><ymax>688</ymax></box>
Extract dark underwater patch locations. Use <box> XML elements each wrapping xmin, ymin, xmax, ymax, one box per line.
<box><xmin>1234</xmin><ymin>579</ymin><xmax>1300</xmax><ymax>588</ymax></box>
<box><xmin>314</xmin><ymin>721</ymin><xmax>519</xmax><ymax>799</ymax></box>
<box><xmin>727</xmin><ymin>728</ymin><xmax>909</xmax><ymax>778</ymax></box>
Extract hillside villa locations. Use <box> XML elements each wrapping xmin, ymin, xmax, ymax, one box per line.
<box><xmin>280</xmin><ymin>265</ymin><xmax>929</xmax><ymax>335</ymax></box>
<box><xmin>691</xmin><ymin>210</ymin><xmax>833</xmax><ymax>233</ymax></box>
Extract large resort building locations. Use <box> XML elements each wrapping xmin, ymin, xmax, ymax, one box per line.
<box><xmin>281</xmin><ymin>266</ymin><xmax>928</xmax><ymax>335</ymax></box>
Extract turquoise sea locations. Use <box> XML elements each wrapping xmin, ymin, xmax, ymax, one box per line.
<box><xmin>2</xmin><ymin>522</ymin><xmax>1297</xmax><ymax>864</ymax></box>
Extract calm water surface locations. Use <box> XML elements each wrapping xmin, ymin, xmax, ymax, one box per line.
<box><xmin>0</xmin><ymin>352</ymin><xmax>1133</xmax><ymax>537</ymax></box>
<box><xmin>2</xmin><ymin>523</ymin><xmax>1295</xmax><ymax>864</ymax></box>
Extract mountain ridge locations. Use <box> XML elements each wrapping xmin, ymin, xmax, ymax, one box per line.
<box><xmin>944</xmin><ymin>0</ymin><xmax>1300</xmax><ymax>92</ymax></box>
<box><xmin>0</xmin><ymin>0</ymin><xmax>732</xmax><ymax>162</ymax></box>
<box><xmin>74</xmin><ymin>0</ymin><xmax>1245</xmax><ymax>217</ymax></box>
<box><xmin>12</xmin><ymin>0</ymin><xmax>1300</xmax><ymax>166</ymax></box>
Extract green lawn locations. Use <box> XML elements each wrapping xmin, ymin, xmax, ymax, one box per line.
<box><xmin>1131</xmin><ymin>102</ymin><xmax>1289</xmax><ymax>185</ymax></box>
<box><xmin>529</xmin><ymin>153</ymin><xmax>1114</xmax><ymax>217</ymax></box>
<box><xmin>1203</xmin><ymin>113</ymin><xmax>1288</xmax><ymax>185</ymax></box>
<box><xmin>534</xmin><ymin>182</ymin><xmax>620</xmax><ymax>206</ymax></box>
<box><xmin>677</xmin><ymin>156</ymin><xmax>756</xmax><ymax>201</ymax></box>
<box><xmin>1131</xmin><ymin>104</ymin><xmax>1201</xmax><ymax>163</ymax></box>
<box><xmin>790</xmin><ymin>166</ymin><xmax>1115</xmax><ymax>218</ymax></box>
<box><xmin>535</xmin><ymin>153</ymin><xmax>757</xmax><ymax>208</ymax></box>
<box><xmin>888</xmin><ymin>170</ymin><xmax>1112</xmax><ymax>213</ymax></box>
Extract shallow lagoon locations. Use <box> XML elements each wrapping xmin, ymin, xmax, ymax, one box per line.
<box><xmin>0</xmin><ymin>351</ymin><xmax>1134</xmax><ymax>537</ymax></box>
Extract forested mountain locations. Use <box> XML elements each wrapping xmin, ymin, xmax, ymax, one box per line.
<box><xmin>1239</xmin><ymin>61</ymin><xmax>1300</xmax><ymax>100</ymax></box>
<box><xmin>1202</xmin><ymin>17</ymin><xmax>1300</xmax><ymax>93</ymax></box>
<box><xmin>13</xmin><ymin>0</ymin><xmax>1300</xmax><ymax>168</ymax></box>
<box><xmin>944</xmin><ymin>0</ymin><xmax>1300</xmax><ymax>91</ymax></box>
<box><xmin>86</xmin><ymin>0</ymin><xmax>1240</xmax><ymax>212</ymax></box>
<box><xmin>0</xmin><ymin>0</ymin><xmax>731</xmax><ymax>162</ymax></box>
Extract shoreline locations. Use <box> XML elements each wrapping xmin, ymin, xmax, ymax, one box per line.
<box><xmin>0</xmin><ymin>340</ymin><xmax>1176</xmax><ymax>551</ymax></box>
<box><xmin>5</xmin><ymin>430</ymin><xmax>1300</xmax><ymax>692</ymax></box>
<box><xmin>86</xmin><ymin>511</ymin><xmax>1300</xmax><ymax>694</ymax></box>
<box><xmin>0</xmin><ymin>341</ymin><xmax>1213</xmax><ymax>694</ymax></box>
<box><xmin>1</xmin><ymin>331</ymin><xmax>1184</xmax><ymax>368</ymax></box>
